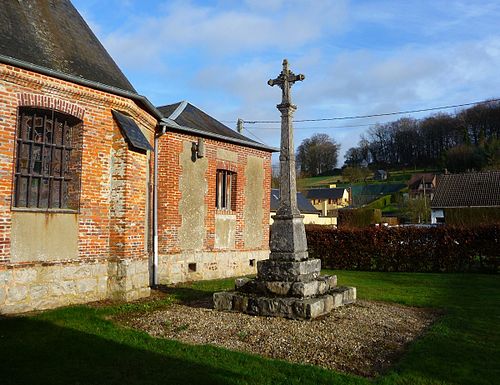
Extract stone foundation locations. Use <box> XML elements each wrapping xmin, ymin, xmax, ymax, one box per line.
<box><xmin>158</xmin><ymin>250</ymin><xmax>269</xmax><ymax>284</ymax></box>
<box><xmin>0</xmin><ymin>257</ymin><xmax>150</xmax><ymax>314</ymax></box>
<box><xmin>214</xmin><ymin>285</ymin><xmax>356</xmax><ymax>319</ymax></box>
<box><xmin>214</xmin><ymin>258</ymin><xmax>356</xmax><ymax>320</ymax></box>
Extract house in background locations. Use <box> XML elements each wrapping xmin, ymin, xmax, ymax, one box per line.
<box><xmin>156</xmin><ymin>102</ymin><xmax>276</xmax><ymax>283</ymax></box>
<box><xmin>430</xmin><ymin>171</ymin><xmax>500</xmax><ymax>224</ymax></box>
<box><xmin>408</xmin><ymin>173</ymin><xmax>438</xmax><ymax>200</ymax></box>
<box><xmin>374</xmin><ymin>169</ymin><xmax>388</xmax><ymax>180</ymax></box>
<box><xmin>270</xmin><ymin>189</ymin><xmax>336</xmax><ymax>225</ymax></box>
<box><xmin>303</xmin><ymin>186</ymin><xmax>351</xmax><ymax>217</ymax></box>
<box><xmin>0</xmin><ymin>0</ymin><xmax>158</xmax><ymax>313</ymax></box>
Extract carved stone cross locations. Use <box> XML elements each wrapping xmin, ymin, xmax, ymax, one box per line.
<box><xmin>268</xmin><ymin>59</ymin><xmax>308</xmax><ymax>261</ymax></box>
<box><xmin>268</xmin><ymin>59</ymin><xmax>305</xmax><ymax>107</ymax></box>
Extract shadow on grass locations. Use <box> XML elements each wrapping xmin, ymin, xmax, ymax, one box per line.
<box><xmin>0</xmin><ymin>316</ymin><xmax>238</xmax><ymax>385</ymax></box>
<box><xmin>155</xmin><ymin>285</ymin><xmax>217</xmax><ymax>309</ymax></box>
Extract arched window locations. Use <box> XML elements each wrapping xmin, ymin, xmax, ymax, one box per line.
<box><xmin>13</xmin><ymin>107</ymin><xmax>83</xmax><ymax>211</ymax></box>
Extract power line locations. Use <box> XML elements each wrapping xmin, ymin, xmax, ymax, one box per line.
<box><xmin>240</xmin><ymin>98</ymin><xmax>500</xmax><ymax>124</ymax></box>
<box><xmin>255</xmin><ymin>123</ymin><xmax>375</xmax><ymax>130</ymax></box>
<box><xmin>242</xmin><ymin>127</ymin><xmax>266</xmax><ymax>143</ymax></box>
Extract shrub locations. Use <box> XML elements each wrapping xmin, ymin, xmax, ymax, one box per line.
<box><xmin>305</xmin><ymin>224</ymin><xmax>499</xmax><ymax>273</ymax></box>
<box><xmin>338</xmin><ymin>208</ymin><xmax>382</xmax><ymax>228</ymax></box>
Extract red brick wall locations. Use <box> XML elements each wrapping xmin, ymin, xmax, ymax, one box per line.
<box><xmin>157</xmin><ymin>130</ymin><xmax>272</xmax><ymax>254</ymax></box>
<box><xmin>0</xmin><ymin>63</ymin><xmax>156</xmax><ymax>267</ymax></box>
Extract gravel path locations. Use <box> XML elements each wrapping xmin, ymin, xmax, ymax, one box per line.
<box><xmin>116</xmin><ymin>299</ymin><xmax>438</xmax><ymax>377</ymax></box>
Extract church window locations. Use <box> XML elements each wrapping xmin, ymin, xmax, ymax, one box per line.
<box><xmin>13</xmin><ymin>107</ymin><xmax>83</xmax><ymax>211</ymax></box>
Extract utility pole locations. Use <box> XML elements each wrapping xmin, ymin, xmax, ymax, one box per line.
<box><xmin>237</xmin><ymin>118</ymin><xmax>244</xmax><ymax>134</ymax></box>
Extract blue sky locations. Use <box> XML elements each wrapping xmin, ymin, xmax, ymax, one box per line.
<box><xmin>72</xmin><ymin>0</ymin><xmax>500</xmax><ymax>163</ymax></box>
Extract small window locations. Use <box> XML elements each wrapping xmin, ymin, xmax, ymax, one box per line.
<box><xmin>216</xmin><ymin>169</ymin><xmax>236</xmax><ymax>210</ymax></box>
<box><xmin>13</xmin><ymin>107</ymin><xmax>83</xmax><ymax>210</ymax></box>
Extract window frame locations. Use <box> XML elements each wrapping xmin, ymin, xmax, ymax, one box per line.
<box><xmin>12</xmin><ymin>107</ymin><xmax>83</xmax><ymax>213</ymax></box>
<box><xmin>215</xmin><ymin>169</ymin><xmax>236</xmax><ymax>211</ymax></box>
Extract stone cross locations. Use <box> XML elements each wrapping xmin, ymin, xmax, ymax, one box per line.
<box><xmin>212</xmin><ymin>60</ymin><xmax>357</xmax><ymax>319</ymax></box>
<box><xmin>268</xmin><ymin>59</ymin><xmax>304</xmax><ymax>218</ymax></box>
<box><xmin>268</xmin><ymin>59</ymin><xmax>308</xmax><ymax>262</ymax></box>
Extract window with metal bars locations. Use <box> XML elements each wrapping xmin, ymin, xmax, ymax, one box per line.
<box><xmin>216</xmin><ymin>169</ymin><xmax>236</xmax><ymax>210</ymax></box>
<box><xmin>13</xmin><ymin>107</ymin><xmax>83</xmax><ymax>211</ymax></box>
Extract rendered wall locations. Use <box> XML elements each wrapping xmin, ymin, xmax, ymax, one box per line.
<box><xmin>157</xmin><ymin>131</ymin><xmax>272</xmax><ymax>283</ymax></box>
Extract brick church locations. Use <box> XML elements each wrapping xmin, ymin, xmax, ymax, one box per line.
<box><xmin>0</xmin><ymin>0</ymin><xmax>274</xmax><ymax>314</ymax></box>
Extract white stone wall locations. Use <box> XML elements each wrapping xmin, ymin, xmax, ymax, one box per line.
<box><xmin>107</xmin><ymin>258</ymin><xmax>151</xmax><ymax>301</ymax></box>
<box><xmin>0</xmin><ymin>260</ymin><xmax>108</xmax><ymax>314</ymax></box>
<box><xmin>158</xmin><ymin>250</ymin><xmax>269</xmax><ymax>284</ymax></box>
<box><xmin>0</xmin><ymin>258</ymin><xmax>151</xmax><ymax>314</ymax></box>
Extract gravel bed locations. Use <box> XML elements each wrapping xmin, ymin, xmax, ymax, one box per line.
<box><xmin>116</xmin><ymin>299</ymin><xmax>439</xmax><ymax>377</ymax></box>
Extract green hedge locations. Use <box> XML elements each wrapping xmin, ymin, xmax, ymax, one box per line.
<box><xmin>338</xmin><ymin>208</ymin><xmax>382</xmax><ymax>228</ymax></box>
<box><xmin>306</xmin><ymin>224</ymin><xmax>499</xmax><ymax>273</ymax></box>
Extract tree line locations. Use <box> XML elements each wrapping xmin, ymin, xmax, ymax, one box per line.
<box><xmin>345</xmin><ymin>99</ymin><xmax>500</xmax><ymax>172</ymax></box>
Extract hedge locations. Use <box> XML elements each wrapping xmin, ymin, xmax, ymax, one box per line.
<box><xmin>338</xmin><ymin>208</ymin><xmax>382</xmax><ymax>228</ymax></box>
<box><xmin>305</xmin><ymin>224</ymin><xmax>499</xmax><ymax>273</ymax></box>
<box><xmin>444</xmin><ymin>207</ymin><xmax>500</xmax><ymax>226</ymax></box>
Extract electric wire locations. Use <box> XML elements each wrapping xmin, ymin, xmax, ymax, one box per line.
<box><xmin>222</xmin><ymin>98</ymin><xmax>500</xmax><ymax>125</ymax></box>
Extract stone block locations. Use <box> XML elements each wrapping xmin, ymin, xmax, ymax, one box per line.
<box><xmin>0</xmin><ymin>286</ymin><xmax>5</xmax><ymax>305</ymax></box>
<box><xmin>265</xmin><ymin>281</ymin><xmax>293</xmax><ymax>296</ymax></box>
<box><xmin>291</xmin><ymin>280</ymin><xmax>319</xmax><ymax>297</ymax></box>
<box><xmin>1</xmin><ymin>302</ymin><xmax>32</xmax><ymax>314</ymax></box>
<box><xmin>269</xmin><ymin>216</ymin><xmax>308</xmax><ymax>260</ymax></box>
<box><xmin>51</xmin><ymin>280</ymin><xmax>77</xmax><ymax>296</ymax></box>
<box><xmin>14</xmin><ymin>268</ymin><xmax>37</xmax><ymax>284</ymax></box>
<box><xmin>30</xmin><ymin>285</ymin><xmax>49</xmax><ymax>300</ymax></box>
<box><xmin>213</xmin><ymin>292</ymin><xmax>233</xmax><ymax>311</ymax></box>
<box><xmin>37</xmin><ymin>266</ymin><xmax>61</xmax><ymax>282</ymax></box>
<box><xmin>257</xmin><ymin>259</ymin><xmax>321</xmax><ymax>282</ymax></box>
<box><xmin>76</xmin><ymin>278</ymin><xmax>97</xmax><ymax>294</ymax></box>
<box><xmin>0</xmin><ymin>270</ymin><xmax>13</xmax><ymax>285</ymax></box>
<box><xmin>7</xmin><ymin>285</ymin><xmax>28</xmax><ymax>303</ymax></box>
<box><xmin>232</xmin><ymin>294</ymin><xmax>249</xmax><ymax>312</ymax></box>
<box><xmin>235</xmin><ymin>277</ymin><xmax>251</xmax><ymax>289</ymax></box>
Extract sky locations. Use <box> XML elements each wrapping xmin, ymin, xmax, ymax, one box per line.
<box><xmin>72</xmin><ymin>0</ymin><xmax>500</xmax><ymax>164</ymax></box>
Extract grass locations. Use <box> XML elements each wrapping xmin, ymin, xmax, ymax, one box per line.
<box><xmin>1</xmin><ymin>271</ymin><xmax>499</xmax><ymax>385</ymax></box>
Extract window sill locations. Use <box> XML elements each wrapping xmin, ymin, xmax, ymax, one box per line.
<box><xmin>11</xmin><ymin>207</ymin><xmax>79</xmax><ymax>214</ymax></box>
<box><xmin>216</xmin><ymin>208</ymin><xmax>236</xmax><ymax>215</ymax></box>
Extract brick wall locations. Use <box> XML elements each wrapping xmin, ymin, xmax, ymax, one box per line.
<box><xmin>157</xmin><ymin>130</ymin><xmax>273</xmax><ymax>283</ymax></box>
<box><xmin>0</xmin><ymin>63</ymin><xmax>155</xmax><ymax>312</ymax></box>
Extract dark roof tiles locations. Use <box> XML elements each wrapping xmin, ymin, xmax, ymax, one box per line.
<box><xmin>431</xmin><ymin>171</ymin><xmax>500</xmax><ymax>208</ymax></box>
<box><xmin>0</xmin><ymin>0</ymin><xmax>136</xmax><ymax>93</ymax></box>
<box><xmin>303</xmin><ymin>188</ymin><xmax>347</xmax><ymax>200</ymax></box>
<box><xmin>158</xmin><ymin>101</ymin><xmax>276</xmax><ymax>152</ymax></box>
<box><xmin>270</xmin><ymin>189</ymin><xmax>319</xmax><ymax>214</ymax></box>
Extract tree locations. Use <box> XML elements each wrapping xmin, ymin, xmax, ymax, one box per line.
<box><xmin>296</xmin><ymin>134</ymin><xmax>340</xmax><ymax>176</ymax></box>
<box><xmin>444</xmin><ymin>145</ymin><xmax>488</xmax><ymax>172</ymax></box>
<box><xmin>403</xmin><ymin>197</ymin><xmax>430</xmax><ymax>223</ymax></box>
<box><xmin>342</xmin><ymin>166</ymin><xmax>371</xmax><ymax>184</ymax></box>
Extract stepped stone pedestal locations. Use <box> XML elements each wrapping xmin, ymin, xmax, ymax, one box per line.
<box><xmin>213</xmin><ymin>259</ymin><xmax>356</xmax><ymax>319</ymax></box>
<box><xmin>214</xmin><ymin>59</ymin><xmax>356</xmax><ymax>320</ymax></box>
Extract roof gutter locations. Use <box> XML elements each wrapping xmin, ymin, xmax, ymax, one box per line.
<box><xmin>0</xmin><ymin>54</ymin><xmax>164</xmax><ymax>121</ymax></box>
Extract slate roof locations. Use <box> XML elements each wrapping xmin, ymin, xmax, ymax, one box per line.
<box><xmin>0</xmin><ymin>0</ymin><xmax>136</xmax><ymax>93</ymax></box>
<box><xmin>431</xmin><ymin>171</ymin><xmax>500</xmax><ymax>208</ymax></box>
<box><xmin>158</xmin><ymin>101</ymin><xmax>277</xmax><ymax>152</ymax></box>
<box><xmin>303</xmin><ymin>188</ymin><xmax>346</xmax><ymax>200</ymax></box>
<box><xmin>270</xmin><ymin>189</ymin><xmax>319</xmax><ymax>214</ymax></box>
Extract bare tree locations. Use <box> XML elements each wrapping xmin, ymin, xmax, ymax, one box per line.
<box><xmin>297</xmin><ymin>133</ymin><xmax>340</xmax><ymax>176</ymax></box>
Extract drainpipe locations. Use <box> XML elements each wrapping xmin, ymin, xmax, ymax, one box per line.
<box><xmin>152</xmin><ymin>123</ymin><xmax>167</xmax><ymax>287</ymax></box>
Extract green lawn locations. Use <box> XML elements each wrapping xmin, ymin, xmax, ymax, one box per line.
<box><xmin>1</xmin><ymin>271</ymin><xmax>499</xmax><ymax>385</ymax></box>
